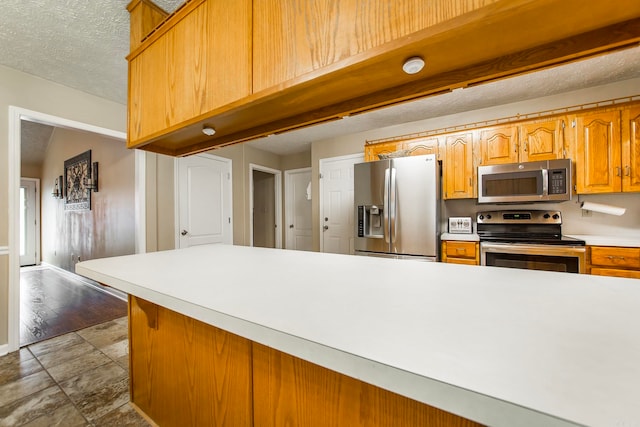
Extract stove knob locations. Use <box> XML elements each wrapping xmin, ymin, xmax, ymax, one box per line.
<box><xmin>552</xmin><ymin>213</ymin><xmax>560</xmax><ymax>220</ymax></box>
<box><xmin>486</xmin><ymin>214</ymin><xmax>492</xmax><ymax>219</ymax></box>
<box><xmin>543</xmin><ymin>213</ymin><xmax>550</xmax><ymax>219</ymax></box>
<box><xmin>479</xmin><ymin>215</ymin><xmax>484</xmax><ymax>220</ymax></box>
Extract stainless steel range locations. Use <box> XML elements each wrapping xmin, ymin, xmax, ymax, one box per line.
<box><xmin>478</xmin><ymin>210</ymin><xmax>586</xmax><ymax>274</ymax></box>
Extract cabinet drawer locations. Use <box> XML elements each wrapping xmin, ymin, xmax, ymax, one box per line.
<box><xmin>444</xmin><ymin>241</ymin><xmax>477</xmax><ymax>259</ymax></box>
<box><xmin>591</xmin><ymin>267</ymin><xmax>640</xmax><ymax>279</ymax></box>
<box><xmin>590</xmin><ymin>247</ymin><xmax>640</xmax><ymax>268</ymax></box>
<box><xmin>444</xmin><ymin>257</ymin><xmax>478</xmax><ymax>266</ymax></box>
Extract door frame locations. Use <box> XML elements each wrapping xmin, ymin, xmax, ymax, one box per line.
<box><xmin>19</xmin><ymin>178</ymin><xmax>41</xmax><ymax>266</ymax></box>
<box><xmin>284</xmin><ymin>167</ymin><xmax>312</xmax><ymax>250</ymax></box>
<box><xmin>7</xmin><ymin>106</ymin><xmax>136</xmax><ymax>354</ymax></box>
<box><xmin>249</xmin><ymin>164</ymin><xmax>282</xmax><ymax>249</ymax></box>
<box><xmin>173</xmin><ymin>153</ymin><xmax>233</xmax><ymax>249</ymax></box>
<box><xmin>318</xmin><ymin>153</ymin><xmax>363</xmax><ymax>253</ymax></box>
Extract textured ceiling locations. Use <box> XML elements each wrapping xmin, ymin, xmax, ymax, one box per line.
<box><xmin>4</xmin><ymin>1</ymin><xmax>640</xmax><ymax>163</ymax></box>
<box><xmin>0</xmin><ymin>0</ymin><xmax>184</xmax><ymax>105</ymax></box>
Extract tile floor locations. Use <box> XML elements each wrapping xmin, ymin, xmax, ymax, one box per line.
<box><xmin>0</xmin><ymin>316</ymin><xmax>150</xmax><ymax>426</ymax></box>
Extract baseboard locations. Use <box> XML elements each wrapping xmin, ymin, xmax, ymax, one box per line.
<box><xmin>0</xmin><ymin>344</ymin><xmax>9</xmax><ymax>357</ymax></box>
<box><xmin>41</xmin><ymin>262</ymin><xmax>127</xmax><ymax>302</ymax></box>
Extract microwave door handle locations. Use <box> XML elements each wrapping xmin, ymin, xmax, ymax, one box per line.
<box><xmin>390</xmin><ymin>167</ymin><xmax>397</xmax><ymax>244</ymax></box>
<box><xmin>541</xmin><ymin>169</ymin><xmax>549</xmax><ymax>196</ymax></box>
<box><xmin>383</xmin><ymin>168</ymin><xmax>390</xmax><ymax>244</ymax></box>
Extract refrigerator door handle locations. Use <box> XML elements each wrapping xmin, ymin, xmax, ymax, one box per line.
<box><xmin>383</xmin><ymin>168</ymin><xmax>390</xmax><ymax>243</ymax></box>
<box><xmin>390</xmin><ymin>167</ymin><xmax>397</xmax><ymax>244</ymax></box>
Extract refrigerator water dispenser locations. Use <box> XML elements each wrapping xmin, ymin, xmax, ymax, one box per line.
<box><xmin>357</xmin><ymin>205</ymin><xmax>384</xmax><ymax>238</ymax></box>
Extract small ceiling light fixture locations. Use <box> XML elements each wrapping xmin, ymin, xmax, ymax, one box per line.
<box><xmin>202</xmin><ymin>126</ymin><xmax>216</xmax><ymax>136</ymax></box>
<box><xmin>402</xmin><ymin>56</ymin><xmax>425</xmax><ymax>75</ymax></box>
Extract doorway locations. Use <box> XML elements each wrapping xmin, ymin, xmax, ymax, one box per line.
<box><xmin>7</xmin><ymin>106</ymin><xmax>137</xmax><ymax>353</ymax></box>
<box><xmin>250</xmin><ymin>164</ymin><xmax>282</xmax><ymax>248</ymax></box>
<box><xmin>319</xmin><ymin>153</ymin><xmax>363</xmax><ymax>254</ymax></box>
<box><xmin>19</xmin><ymin>178</ymin><xmax>40</xmax><ymax>267</ymax></box>
<box><xmin>284</xmin><ymin>168</ymin><xmax>312</xmax><ymax>251</ymax></box>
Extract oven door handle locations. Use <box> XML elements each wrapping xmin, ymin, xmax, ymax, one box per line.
<box><xmin>541</xmin><ymin>168</ymin><xmax>549</xmax><ymax>196</ymax></box>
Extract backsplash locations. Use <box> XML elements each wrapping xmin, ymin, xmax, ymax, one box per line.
<box><xmin>443</xmin><ymin>193</ymin><xmax>640</xmax><ymax>238</ymax></box>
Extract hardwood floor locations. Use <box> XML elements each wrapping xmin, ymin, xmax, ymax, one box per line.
<box><xmin>20</xmin><ymin>266</ymin><xmax>127</xmax><ymax>347</ymax></box>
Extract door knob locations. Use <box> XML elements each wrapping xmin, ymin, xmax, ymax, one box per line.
<box><xmin>323</xmin><ymin>225</ymin><xmax>329</xmax><ymax>231</ymax></box>
<box><xmin>181</xmin><ymin>230</ymin><xmax>188</xmax><ymax>236</ymax></box>
<box><xmin>289</xmin><ymin>224</ymin><xmax>294</xmax><ymax>228</ymax></box>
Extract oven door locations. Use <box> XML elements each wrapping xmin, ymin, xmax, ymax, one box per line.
<box><xmin>480</xmin><ymin>242</ymin><xmax>586</xmax><ymax>274</ymax></box>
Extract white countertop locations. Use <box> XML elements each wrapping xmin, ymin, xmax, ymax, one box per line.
<box><xmin>77</xmin><ymin>245</ymin><xmax>640</xmax><ymax>427</ymax></box>
<box><xmin>566</xmin><ymin>235</ymin><xmax>640</xmax><ymax>247</ymax></box>
<box><xmin>441</xmin><ymin>232</ymin><xmax>480</xmax><ymax>241</ymax></box>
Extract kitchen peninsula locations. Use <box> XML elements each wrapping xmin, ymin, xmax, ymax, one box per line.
<box><xmin>76</xmin><ymin>245</ymin><xmax>640</xmax><ymax>427</ymax></box>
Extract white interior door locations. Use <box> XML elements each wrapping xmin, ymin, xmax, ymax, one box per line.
<box><xmin>19</xmin><ymin>178</ymin><xmax>39</xmax><ymax>266</ymax></box>
<box><xmin>319</xmin><ymin>154</ymin><xmax>363</xmax><ymax>254</ymax></box>
<box><xmin>285</xmin><ymin>168</ymin><xmax>312</xmax><ymax>251</ymax></box>
<box><xmin>177</xmin><ymin>154</ymin><xmax>232</xmax><ymax>248</ymax></box>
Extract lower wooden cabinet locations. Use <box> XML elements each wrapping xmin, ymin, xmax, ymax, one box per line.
<box><xmin>129</xmin><ymin>296</ymin><xmax>482</xmax><ymax>427</ymax></box>
<box><xmin>441</xmin><ymin>241</ymin><xmax>479</xmax><ymax>265</ymax></box>
<box><xmin>588</xmin><ymin>246</ymin><xmax>640</xmax><ymax>279</ymax></box>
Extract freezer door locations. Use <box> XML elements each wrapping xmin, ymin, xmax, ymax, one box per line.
<box><xmin>390</xmin><ymin>155</ymin><xmax>440</xmax><ymax>257</ymax></box>
<box><xmin>354</xmin><ymin>159</ymin><xmax>390</xmax><ymax>253</ymax></box>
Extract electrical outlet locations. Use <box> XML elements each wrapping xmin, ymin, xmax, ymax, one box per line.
<box><xmin>582</xmin><ymin>209</ymin><xmax>592</xmax><ymax>217</ymax></box>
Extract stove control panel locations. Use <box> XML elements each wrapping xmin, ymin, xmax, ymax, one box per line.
<box><xmin>477</xmin><ymin>210</ymin><xmax>562</xmax><ymax>224</ymax></box>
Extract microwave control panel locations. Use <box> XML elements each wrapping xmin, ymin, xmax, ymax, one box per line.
<box><xmin>549</xmin><ymin>169</ymin><xmax>567</xmax><ymax>194</ymax></box>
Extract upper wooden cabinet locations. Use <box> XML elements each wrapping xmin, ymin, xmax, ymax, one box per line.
<box><xmin>364</xmin><ymin>136</ymin><xmax>440</xmax><ymax>162</ymax></box>
<box><xmin>622</xmin><ymin>105</ymin><xmax>640</xmax><ymax>192</ymax></box>
<box><xmin>479</xmin><ymin>125</ymin><xmax>519</xmax><ymax>165</ymax></box>
<box><xmin>444</xmin><ymin>131</ymin><xmax>476</xmax><ymax>199</ymax></box>
<box><xmin>519</xmin><ymin>118</ymin><xmax>567</xmax><ymax>162</ymax></box>
<box><xmin>479</xmin><ymin>118</ymin><xmax>566</xmax><ymax>165</ymax></box>
<box><xmin>127</xmin><ymin>0</ymin><xmax>252</xmax><ymax>149</ymax></box>
<box><xmin>573</xmin><ymin>110</ymin><xmax>623</xmax><ymax>194</ymax></box>
<box><xmin>252</xmin><ymin>0</ymin><xmax>494</xmax><ymax>93</ymax></box>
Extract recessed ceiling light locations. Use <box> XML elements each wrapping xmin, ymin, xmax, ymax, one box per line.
<box><xmin>402</xmin><ymin>57</ymin><xmax>425</xmax><ymax>75</ymax></box>
<box><xmin>202</xmin><ymin>126</ymin><xmax>216</xmax><ymax>136</ymax></box>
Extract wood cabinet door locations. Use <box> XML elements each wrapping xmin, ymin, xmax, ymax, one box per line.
<box><xmin>252</xmin><ymin>0</ymin><xmax>492</xmax><ymax>93</ymax></box>
<box><xmin>128</xmin><ymin>36</ymin><xmax>168</xmax><ymax>144</ymax></box>
<box><xmin>364</xmin><ymin>141</ymin><xmax>402</xmax><ymax>162</ymax></box>
<box><xmin>519</xmin><ymin>118</ymin><xmax>566</xmax><ymax>162</ymax></box>
<box><xmin>444</xmin><ymin>132</ymin><xmax>475</xmax><ymax>199</ymax></box>
<box><xmin>622</xmin><ymin>105</ymin><xmax>640</xmax><ymax>192</ymax></box>
<box><xmin>479</xmin><ymin>125</ymin><xmax>519</xmax><ymax>165</ymax></box>
<box><xmin>405</xmin><ymin>136</ymin><xmax>441</xmax><ymax>160</ymax></box>
<box><xmin>574</xmin><ymin>110</ymin><xmax>622</xmax><ymax>194</ymax></box>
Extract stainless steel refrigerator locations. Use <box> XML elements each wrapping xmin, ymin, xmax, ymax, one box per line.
<box><xmin>354</xmin><ymin>154</ymin><xmax>440</xmax><ymax>261</ymax></box>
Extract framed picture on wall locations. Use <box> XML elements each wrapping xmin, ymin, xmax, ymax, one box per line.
<box><xmin>64</xmin><ymin>150</ymin><xmax>91</xmax><ymax>211</ymax></box>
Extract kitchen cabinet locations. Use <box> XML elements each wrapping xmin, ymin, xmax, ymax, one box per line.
<box><xmin>622</xmin><ymin>104</ymin><xmax>640</xmax><ymax>192</ymax></box>
<box><xmin>441</xmin><ymin>240</ymin><xmax>479</xmax><ymax>265</ymax></box>
<box><xmin>479</xmin><ymin>118</ymin><xmax>566</xmax><ymax>165</ymax></box>
<box><xmin>129</xmin><ymin>295</ymin><xmax>481</xmax><ymax>426</ymax></box>
<box><xmin>251</xmin><ymin>0</ymin><xmax>491</xmax><ymax>94</ymax></box>
<box><xmin>573</xmin><ymin>109</ymin><xmax>622</xmax><ymax>194</ymax></box>
<box><xmin>479</xmin><ymin>124</ymin><xmax>519</xmax><ymax>165</ymax></box>
<box><xmin>127</xmin><ymin>0</ymin><xmax>252</xmax><ymax>148</ymax></box>
<box><xmin>127</xmin><ymin>0</ymin><xmax>168</xmax><ymax>51</ymax></box>
<box><xmin>444</xmin><ymin>131</ymin><xmax>476</xmax><ymax>199</ymax></box>
<box><xmin>588</xmin><ymin>246</ymin><xmax>640</xmax><ymax>279</ymax></box>
<box><xmin>364</xmin><ymin>136</ymin><xmax>440</xmax><ymax>162</ymax></box>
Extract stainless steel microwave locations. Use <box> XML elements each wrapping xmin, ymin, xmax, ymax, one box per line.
<box><xmin>477</xmin><ymin>159</ymin><xmax>572</xmax><ymax>203</ymax></box>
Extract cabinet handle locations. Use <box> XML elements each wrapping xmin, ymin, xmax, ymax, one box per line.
<box><xmin>616</xmin><ymin>166</ymin><xmax>622</xmax><ymax>177</ymax></box>
<box><xmin>523</xmin><ymin>141</ymin><xmax>528</xmax><ymax>152</ymax></box>
<box><xmin>456</xmin><ymin>248</ymin><xmax>466</xmax><ymax>253</ymax></box>
<box><xmin>607</xmin><ymin>255</ymin><xmax>625</xmax><ymax>260</ymax></box>
<box><xmin>625</xmin><ymin>165</ymin><xmax>631</xmax><ymax>176</ymax></box>
<box><xmin>514</xmin><ymin>143</ymin><xmax>518</xmax><ymax>153</ymax></box>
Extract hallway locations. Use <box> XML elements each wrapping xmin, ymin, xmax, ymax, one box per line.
<box><xmin>20</xmin><ymin>266</ymin><xmax>127</xmax><ymax>346</ymax></box>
